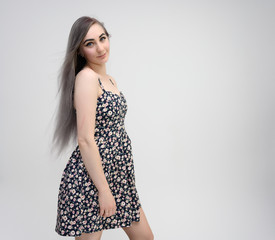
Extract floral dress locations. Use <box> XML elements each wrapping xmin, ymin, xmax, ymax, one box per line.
<box><xmin>55</xmin><ymin>78</ymin><xmax>142</xmax><ymax>237</ymax></box>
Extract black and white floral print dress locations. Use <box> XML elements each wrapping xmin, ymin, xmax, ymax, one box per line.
<box><xmin>55</xmin><ymin>78</ymin><xmax>142</xmax><ymax>237</ymax></box>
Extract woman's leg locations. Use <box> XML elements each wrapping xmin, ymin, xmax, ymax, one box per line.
<box><xmin>75</xmin><ymin>230</ymin><xmax>103</xmax><ymax>240</ymax></box>
<box><xmin>122</xmin><ymin>207</ymin><xmax>154</xmax><ymax>240</ymax></box>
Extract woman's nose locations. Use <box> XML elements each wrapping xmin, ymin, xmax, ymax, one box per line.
<box><xmin>97</xmin><ymin>43</ymin><xmax>104</xmax><ymax>52</ymax></box>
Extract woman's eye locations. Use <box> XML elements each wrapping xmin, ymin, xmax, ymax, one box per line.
<box><xmin>86</xmin><ymin>37</ymin><xmax>106</xmax><ymax>47</ymax></box>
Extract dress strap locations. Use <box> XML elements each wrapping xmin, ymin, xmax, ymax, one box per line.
<box><xmin>98</xmin><ymin>78</ymin><xmax>105</xmax><ymax>90</ymax></box>
<box><xmin>109</xmin><ymin>78</ymin><xmax>115</xmax><ymax>86</ymax></box>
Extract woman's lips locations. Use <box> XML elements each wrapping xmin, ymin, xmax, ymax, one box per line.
<box><xmin>98</xmin><ymin>53</ymin><xmax>106</xmax><ymax>58</ymax></box>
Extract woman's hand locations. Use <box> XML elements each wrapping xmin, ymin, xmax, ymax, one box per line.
<box><xmin>98</xmin><ymin>188</ymin><xmax>117</xmax><ymax>217</ymax></box>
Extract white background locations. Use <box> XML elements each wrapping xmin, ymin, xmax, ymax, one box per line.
<box><xmin>0</xmin><ymin>0</ymin><xmax>274</xmax><ymax>239</ymax></box>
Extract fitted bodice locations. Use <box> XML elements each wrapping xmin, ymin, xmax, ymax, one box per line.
<box><xmin>94</xmin><ymin>78</ymin><xmax>130</xmax><ymax>145</ymax></box>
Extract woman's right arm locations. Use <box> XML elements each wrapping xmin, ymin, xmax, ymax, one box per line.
<box><xmin>74</xmin><ymin>69</ymin><xmax>109</xmax><ymax>192</ymax></box>
<box><xmin>74</xmin><ymin>69</ymin><xmax>116</xmax><ymax>217</ymax></box>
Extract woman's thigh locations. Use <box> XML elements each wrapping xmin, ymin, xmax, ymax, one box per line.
<box><xmin>75</xmin><ymin>230</ymin><xmax>103</xmax><ymax>240</ymax></box>
<box><xmin>122</xmin><ymin>207</ymin><xmax>154</xmax><ymax>240</ymax></box>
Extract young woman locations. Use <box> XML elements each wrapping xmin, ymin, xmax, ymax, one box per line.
<box><xmin>52</xmin><ymin>16</ymin><xmax>154</xmax><ymax>240</ymax></box>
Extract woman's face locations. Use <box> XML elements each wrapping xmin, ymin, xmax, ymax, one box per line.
<box><xmin>79</xmin><ymin>23</ymin><xmax>110</xmax><ymax>65</ymax></box>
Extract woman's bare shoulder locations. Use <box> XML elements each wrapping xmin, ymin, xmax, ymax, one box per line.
<box><xmin>74</xmin><ymin>68</ymin><xmax>100</xmax><ymax>98</ymax></box>
<box><xmin>76</xmin><ymin>67</ymin><xmax>99</xmax><ymax>80</ymax></box>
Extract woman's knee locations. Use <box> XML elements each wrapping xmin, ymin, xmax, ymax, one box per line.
<box><xmin>130</xmin><ymin>231</ymin><xmax>154</xmax><ymax>240</ymax></box>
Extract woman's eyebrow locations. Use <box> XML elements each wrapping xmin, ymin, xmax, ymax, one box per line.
<box><xmin>83</xmin><ymin>33</ymin><xmax>106</xmax><ymax>44</ymax></box>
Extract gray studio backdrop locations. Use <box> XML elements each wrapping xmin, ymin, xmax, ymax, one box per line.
<box><xmin>0</xmin><ymin>0</ymin><xmax>274</xmax><ymax>239</ymax></box>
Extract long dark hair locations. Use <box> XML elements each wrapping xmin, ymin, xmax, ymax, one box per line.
<box><xmin>51</xmin><ymin>16</ymin><xmax>111</xmax><ymax>158</ymax></box>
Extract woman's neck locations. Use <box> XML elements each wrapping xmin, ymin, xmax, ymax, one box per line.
<box><xmin>85</xmin><ymin>62</ymin><xmax>107</xmax><ymax>77</ymax></box>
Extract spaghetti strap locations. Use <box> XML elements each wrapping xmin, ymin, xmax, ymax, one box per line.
<box><xmin>98</xmin><ymin>78</ymin><xmax>105</xmax><ymax>90</ymax></box>
<box><xmin>109</xmin><ymin>78</ymin><xmax>115</xmax><ymax>86</ymax></box>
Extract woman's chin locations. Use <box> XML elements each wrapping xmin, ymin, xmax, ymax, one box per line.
<box><xmin>99</xmin><ymin>57</ymin><xmax>108</xmax><ymax>63</ymax></box>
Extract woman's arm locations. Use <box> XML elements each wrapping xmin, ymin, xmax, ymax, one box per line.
<box><xmin>74</xmin><ymin>68</ymin><xmax>110</xmax><ymax>192</ymax></box>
